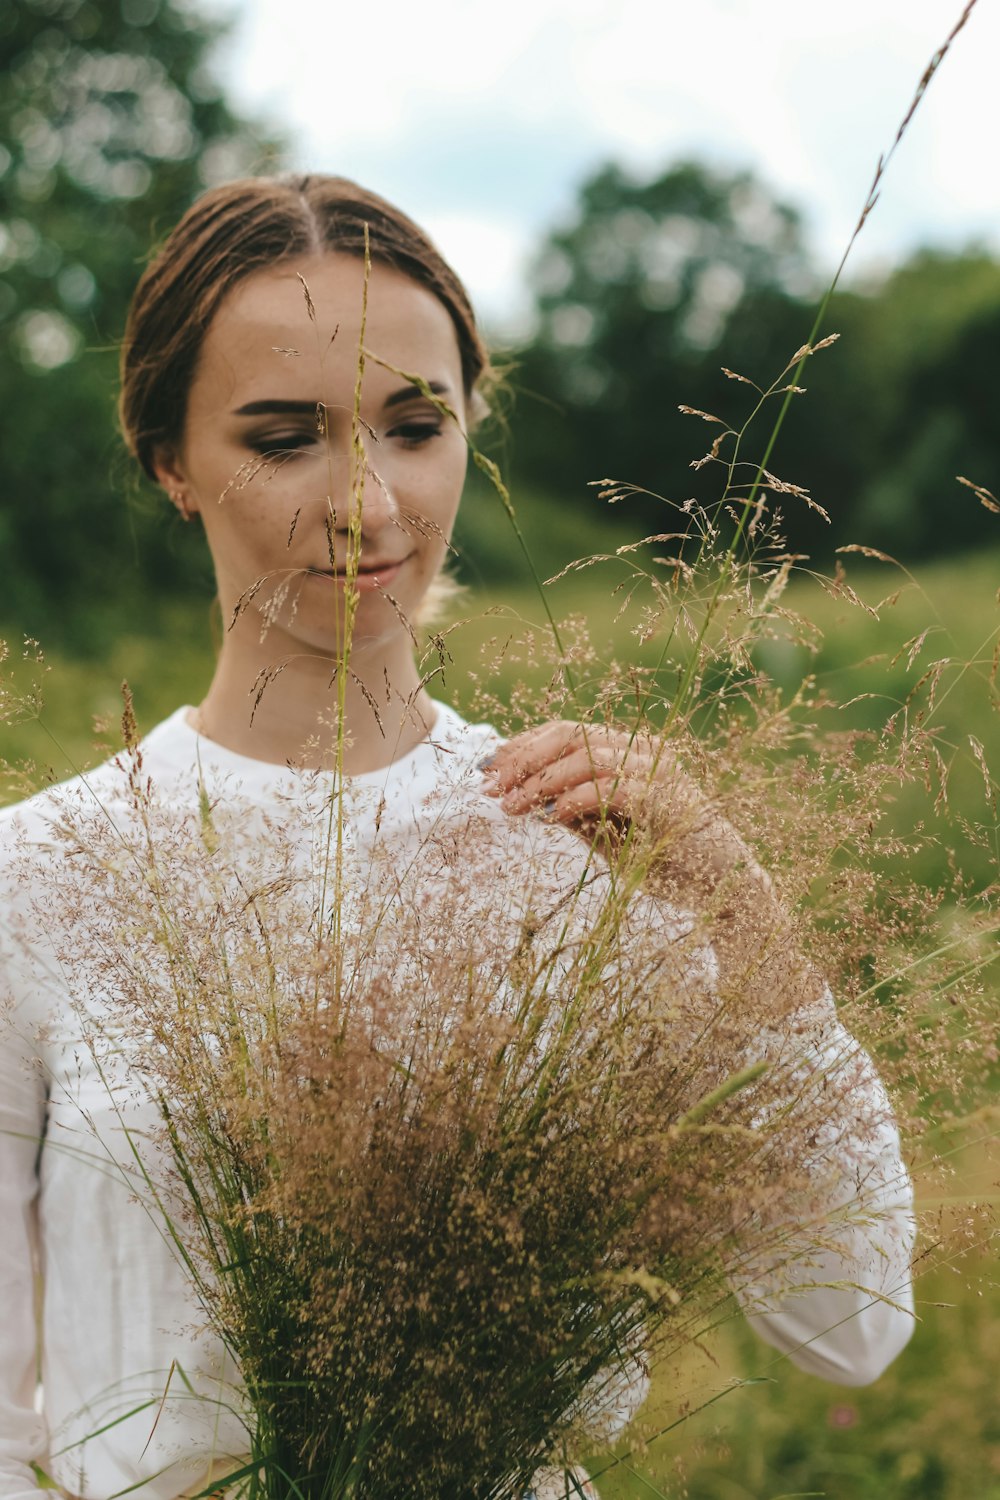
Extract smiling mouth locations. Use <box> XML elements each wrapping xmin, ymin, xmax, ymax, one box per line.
<box><xmin>306</xmin><ymin>555</ymin><xmax>412</xmax><ymax>579</ymax></box>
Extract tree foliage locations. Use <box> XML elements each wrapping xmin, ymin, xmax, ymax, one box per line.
<box><xmin>0</xmin><ymin>0</ymin><xmax>280</xmax><ymax>644</ymax></box>
<box><xmin>508</xmin><ymin>161</ymin><xmax>1000</xmax><ymax>566</ymax></box>
<box><xmin>2</xmin><ymin>7</ymin><xmax>996</xmax><ymax>650</ymax></box>
<box><xmin>506</xmin><ymin>162</ymin><xmax>815</xmax><ymax>532</ymax></box>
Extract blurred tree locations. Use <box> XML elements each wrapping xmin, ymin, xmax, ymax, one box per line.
<box><xmin>508</xmin><ymin>162</ymin><xmax>1000</xmax><ymax>567</ymax></box>
<box><xmin>829</xmin><ymin>250</ymin><xmax>1000</xmax><ymax>556</ymax></box>
<box><xmin>0</xmin><ymin>0</ymin><xmax>281</xmax><ymax>646</ymax></box>
<box><xmin>507</xmin><ymin>160</ymin><xmax>818</xmax><ymax>545</ymax></box>
<box><xmin>731</xmin><ymin>248</ymin><xmax>1000</xmax><ymax>562</ymax></box>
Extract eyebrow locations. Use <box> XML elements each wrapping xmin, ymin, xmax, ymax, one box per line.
<box><xmin>232</xmin><ymin>382</ymin><xmax>451</xmax><ymax>417</ymax></box>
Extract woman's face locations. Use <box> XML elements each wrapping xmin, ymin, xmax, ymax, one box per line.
<box><xmin>157</xmin><ymin>253</ymin><xmax>469</xmax><ymax>659</ymax></box>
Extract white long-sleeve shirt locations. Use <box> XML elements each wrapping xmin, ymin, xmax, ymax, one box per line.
<box><xmin>0</xmin><ymin>703</ymin><xmax>915</xmax><ymax>1499</ymax></box>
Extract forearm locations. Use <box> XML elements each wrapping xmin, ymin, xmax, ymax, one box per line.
<box><xmin>482</xmin><ymin>719</ymin><xmax>916</xmax><ymax>1388</ymax></box>
<box><xmin>639</xmin><ymin>793</ymin><xmax>825</xmax><ymax>1015</ymax></box>
<box><xmin>726</xmin><ymin>1002</ymin><xmax>916</xmax><ymax>1385</ymax></box>
<box><xmin>630</xmin><ymin>773</ymin><xmax>914</xmax><ymax>1377</ymax></box>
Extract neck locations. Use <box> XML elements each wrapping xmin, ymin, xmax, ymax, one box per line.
<box><xmin>191</xmin><ymin>619</ymin><xmax>436</xmax><ymax>774</ymax></box>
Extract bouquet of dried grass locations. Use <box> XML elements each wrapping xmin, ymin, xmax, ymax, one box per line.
<box><xmin>32</xmin><ymin>694</ymin><xmax>914</xmax><ymax>1500</ymax></box>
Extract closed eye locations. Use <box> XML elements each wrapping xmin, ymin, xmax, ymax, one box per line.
<box><xmin>387</xmin><ymin>421</ymin><xmax>443</xmax><ymax>447</ymax></box>
<box><xmin>246</xmin><ymin>433</ymin><xmax>316</xmax><ymax>457</ymax></box>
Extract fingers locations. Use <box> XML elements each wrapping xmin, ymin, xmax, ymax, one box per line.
<box><xmin>481</xmin><ymin>721</ymin><xmax>661</xmax><ymax>823</ymax></box>
<box><xmin>493</xmin><ymin>747</ymin><xmax>653</xmax><ymax>816</ymax></box>
<box><xmin>483</xmin><ymin>721</ymin><xmax>647</xmax><ymax>788</ymax></box>
<box><xmin>481</xmin><ymin>720</ymin><xmax>586</xmax><ymax>790</ymax></box>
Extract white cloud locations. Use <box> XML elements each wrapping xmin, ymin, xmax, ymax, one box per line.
<box><xmin>205</xmin><ymin>0</ymin><xmax>1000</xmax><ymax>323</ymax></box>
<box><xmin>419</xmin><ymin>211</ymin><xmax>535</xmax><ymax>335</ymax></box>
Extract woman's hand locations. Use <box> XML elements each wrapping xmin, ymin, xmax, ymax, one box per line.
<box><xmin>480</xmin><ymin>718</ymin><xmax>822</xmax><ymax>1013</ymax></box>
<box><xmin>479</xmin><ymin>718</ymin><xmax>699</xmax><ymax>833</ymax></box>
<box><xmin>479</xmin><ymin>719</ymin><xmax>723</xmax><ymax>894</ymax></box>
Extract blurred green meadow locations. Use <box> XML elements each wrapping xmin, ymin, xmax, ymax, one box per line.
<box><xmin>1</xmin><ymin>538</ymin><xmax>997</xmax><ymax>1500</ymax></box>
<box><xmin>2</xmin><ymin>537</ymin><xmax>997</xmax><ymax>829</ymax></box>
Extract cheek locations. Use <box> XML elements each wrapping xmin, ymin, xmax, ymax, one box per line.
<box><xmin>202</xmin><ymin>497</ymin><xmax>291</xmax><ymax>576</ymax></box>
<box><xmin>415</xmin><ymin>443</ymin><xmax>467</xmax><ymax>519</ymax></box>
<box><xmin>370</xmin><ymin>478</ymin><xmax>448</xmax><ymax>551</ymax></box>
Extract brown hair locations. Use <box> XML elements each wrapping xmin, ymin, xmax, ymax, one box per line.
<box><xmin>120</xmin><ymin>174</ymin><xmax>490</xmax><ymax>479</ymax></box>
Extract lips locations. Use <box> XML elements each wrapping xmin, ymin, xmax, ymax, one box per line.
<box><xmin>308</xmin><ymin>556</ymin><xmax>409</xmax><ymax>576</ymax></box>
<box><xmin>306</xmin><ymin>554</ymin><xmax>412</xmax><ymax>586</ymax></box>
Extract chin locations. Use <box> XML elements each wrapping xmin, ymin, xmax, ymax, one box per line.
<box><xmin>240</xmin><ymin>574</ymin><xmax>427</xmax><ymax>659</ymax></box>
<box><xmin>292</xmin><ymin>606</ymin><xmax>419</xmax><ymax>662</ymax></box>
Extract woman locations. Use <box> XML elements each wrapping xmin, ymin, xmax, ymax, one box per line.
<box><xmin>0</xmin><ymin>176</ymin><xmax>914</xmax><ymax>1500</ymax></box>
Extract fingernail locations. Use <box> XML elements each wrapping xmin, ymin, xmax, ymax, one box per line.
<box><xmin>541</xmin><ymin>798</ymin><xmax>558</xmax><ymax>817</ymax></box>
<box><xmin>477</xmin><ymin>754</ymin><xmax>497</xmax><ymax>771</ymax></box>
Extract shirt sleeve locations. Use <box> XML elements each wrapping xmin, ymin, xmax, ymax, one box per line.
<box><xmin>729</xmin><ymin>991</ymin><xmax>915</xmax><ymax>1386</ymax></box>
<box><xmin>0</xmin><ymin>934</ymin><xmax>48</xmax><ymax>1497</ymax></box>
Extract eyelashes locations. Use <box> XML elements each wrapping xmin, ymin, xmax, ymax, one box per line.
<box><xmin>246</xmin><ymin>421</ymin><xmax>444</xmax><ymax>458</ymax></box>
<box><xmin>387</xmin><ymin>421</ymin><xmax>443</xmax><ymax>446</ymax></box>
<box><xmin>246</xmin><ymin>434</ymin><xmax>315</xmax><ymax>457</ymax></box>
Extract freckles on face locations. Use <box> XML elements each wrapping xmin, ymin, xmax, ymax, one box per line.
<box><xmin>175</xmin><ymin>253</ymin><xmax>469</xmax><ymax>649</ymax></box>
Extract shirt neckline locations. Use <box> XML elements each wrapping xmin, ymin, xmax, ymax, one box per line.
<box><xmin>145</xmin><ymin>702</ymin><xmax>455</xmax><ymax>795</ymax></box>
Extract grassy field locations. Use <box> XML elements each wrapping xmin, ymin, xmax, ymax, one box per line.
<box><xmin>1</xmin><ymin>545</ymin><xmax>997</xmax><ymax>1498</ymax></box>
<box><xmin>2</xmin><ymin>545</ymin><xmax>997</xmax><ymax>792</ymax></box>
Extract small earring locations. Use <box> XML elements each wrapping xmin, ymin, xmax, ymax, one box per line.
<box><xmin>168</xmin><ymin>488</ymin><xmax>193</xmax><ymax>522</ymax></box>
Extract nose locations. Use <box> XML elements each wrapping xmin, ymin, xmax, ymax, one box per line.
<box><xmin>356</xmin><ymin>463</ymin><xmax>401</xmax><ymax>537</ymax></box>
<box><xmin>327</xmin><ymin>446</ymin><xmax>400</xmax><ymax>539</ymax></box>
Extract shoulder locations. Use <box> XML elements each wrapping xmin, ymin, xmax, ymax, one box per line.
<box><xmin>0</xmin><ymin>706</ymin><xmax>197</xmax><ymax>867</ymax></box>
<box><xmin>0</xmin><ymin>760</ymin><xmax>120</xmax><ymax>854</ymax></box>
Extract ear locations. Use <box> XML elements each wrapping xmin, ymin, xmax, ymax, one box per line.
<box><xmin>467</xmin><ymin>388</ymin><xmax>490</xmax><ymax>428</ymax></box>
<box><xmin>151</xmin><ymin>446</ymin><xmax>200</xmax><ymax>521</ymax></box>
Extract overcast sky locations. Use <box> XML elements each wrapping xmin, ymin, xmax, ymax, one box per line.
<box><xmin>205</xmin><ymin>0</ymin><xmax>996</xmax><ymax>331</ymax></box>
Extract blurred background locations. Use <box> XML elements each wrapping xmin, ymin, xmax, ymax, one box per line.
<box><xmin>1</xmin><ymin>0</ymin><xmax>998</xmax><ymax>1495</ymax></box>
<box><xmin>1</xmin><ymin>0</ymin><xmax>999</xmax><ymax>650</ymax></box>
